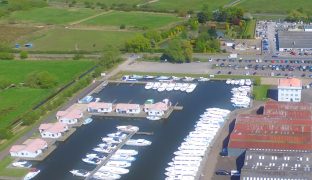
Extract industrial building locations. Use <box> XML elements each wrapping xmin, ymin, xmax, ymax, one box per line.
<box><xmin>241</xmin><ymin>149</ymin><xmax>312</xmax><ymax>180</ymax></box>
<box><xmin>278</xmin><ymin>78</ymin><xmax>302</xmax><ymax>102</ymax></box>
<box><xmin>278</xmin><ymin>31</ymin><xmax>312</xmax><ymax>52</ymax></box>
<box><xmin>228</xmin><ymin>101</ymin><xmax>312</xmax><ymax>156</ymax></box>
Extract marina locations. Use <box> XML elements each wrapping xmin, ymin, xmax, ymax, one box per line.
<box><xmin>23</xmin><ymin>80</ymin><xmax>234</xmax><ymax>180</ymax></box>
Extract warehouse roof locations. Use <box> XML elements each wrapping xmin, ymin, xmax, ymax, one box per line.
<box><xmin>241</xmin><ymin>149</ymin><xmax>312</xmax><ymax>179</ymax></box>
<box><xmin>278</xmin><ymin>31</ymin><xmax>312</xmax><ymax>49</ymax></box>
<box><xmin>278</xmin><ymin>77</ymin><xmax>302</xmax><ymax>87</ymax></box>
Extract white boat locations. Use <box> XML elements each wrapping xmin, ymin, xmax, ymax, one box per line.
<box><xmin>166</xmin><ymin>174</ymin><xmax>195</xmax><ymax>180</ymax></box>
<box><xmin>102</xmin><ymin>137</ymin><xmax>122</xmax><ymax>144</ymax></box>
<box><xmin>116</xmin><ymin>149</ymin><xmax>138</xmax><ymax>156</ymax></box>
<box><xmin>239</xmin><ymin>79</ymin><xmax>245</xmax><ymax>86</ymax></box>
<box><xmin>93</xmin><ymin>171</ymin><xmax>121</xmax><ymax>180</ymax></box>
<box><xmin>172</xmin><ymin>76</ymin><xmax>181</xmax><ymax>81</ymax></box>
<box><xmin>145</xmin><ymin>82</ymin><xmax>154</xmax><ymax>89</ymax></box>
<box><xmin>86</xmin><ymin>153</ymin><xmax>106</xmax><ymax>159</ymax></box>
<box><xmin>186</xmin><ymin>84</ymin><xmax>196</xmax><ymax>93</ymax></box>
<box><xmin>107</xmin><ymin>132</ymin><xmax>127</xmax><ymax>138</ymax></box>
<box><xmin>12</xmin><ymin>161</ymin><xmax>32</xmax><ymax>168</ymax></box>
<box><xmin>230</xmin><ymin>80</ymin><xmax>235</xmax><ymax>85</ymax></box>
<box><xmin>144</xmin><ymin>75</ymin><xmax>155</xmax><ymax>79</ymax></box>
<box><xmin>147</xmin><ymin>115</ymin><xmax>161</xmax><ymax>120</ymax></box>
<box><xmin>111</xmin><ymin>154</ymin><xmax>136</xmax><ymax>162</ymax></box>
<box><xmin>116</xmin><ymin>125</ymin><xmax>139</xmax><ymax>132</ymax></box>
<box><xmin>183</xmin><ymin>77</ymin><xmax>194</xmax><ymax>82</ymax></box>
<box><xmin>173</xmin><ymin>83</ymin><xmax>182</xmax><ymax>91</ymax></box>
<box><xmin>245</xmin><ymin>79</ymin><xmax>252</xmax><ymax>86</ymax></box>
<box><xmin>83</xmin><ymin>117</ymin><xmax>93</xmax><ymax>125</ymax></box>
<box><xmin>82</xmin><ymin>157</ymin><xmax>101</xmax><ymax>165</ymax></box>
<box><xmin>99</xmin><ymin>166</ymin><xmax>129</xmax><ymax>175</ymax></box>
<box><xmin>24</xmin><ymin>168</ymin><xmax>40</xmax><ymax>180</ymax></box>
<box><xmin>166</xmin><ymin>166</ymin><xmax>198</xmax><ymax>172</ymax></box>
<box><xmin>70</xmin><ymin>169</ymin><xmax>90</xmax><ymax>177</ymax></box>
<box><xmin>172</xmin><ymin>156</ymin><xmax>202</xmax><ymax>162</ymax></box>
<box><xmin>178</xmin><ymin>146</ymin><xmax>206</xmax><ymax>151</ymax></box>
<box><xmin>180</xmin><ymin>83</ymin><xmax>189</xmax><ymax>91</ymax></box>
<box><xmin>166</xmin><ymin>83</ymin><xmax>175</xmax><ymax>91</ymax></box>
<box><xmin>126</xmin><ymin>139</ymin><xmax>152</xmax><ymax>146</ymax></box>
<box><xmin>198</xmin><ymin>77</ymin><xmax>209</xmax><ymax>82</ymax></box>
<box><xmin>168</xmin><ymin>161</ymin><xmax>200</xmax><ymax>167</ymax></box>
<box><xmin>106</xmin><ymin>161</ymin><xmax>131</xmax><ymax>168</ymax></box>
<box><xmin>174</xmin><ymin>150</ymin><xmax>205</xmax><ymax>157</ymax></box>
<box><xmin>156</xmin><ymin>76</ymin><xmax>170</xmax><ymax>80</ymax></box>
<box><xmin>226</xmin><ymin>79</ymin><xmax>231</xmax><ymax>84</ymax></box>
<box><xmin>152</xmin><ymin>82</ymin><xmax>161</xmax><ymax>89</ymax></box>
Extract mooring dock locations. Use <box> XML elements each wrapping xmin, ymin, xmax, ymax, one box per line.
<box><xmin>85</xmin><ymin>130</ymin><xmax>137</xmax><ymax>180</ymax></box>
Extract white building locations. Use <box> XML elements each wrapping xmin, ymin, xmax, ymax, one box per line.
<box><xmin>144</xmin><ymin>102</ymin><xmax>169</xmax><ymax>116</ymax></box>
<box><xmin>10</xmin><ymin>138</ymin><xmax>47</xmax><ymax>158</ymax></box>
<box><xmin>278</xmin><ymin>78</ymin><xmax>302</xmax><ymax>102</ymax></box>
<box><xmin>39</xmin><ymin>122</ymin><xmax>68</xmax><ymax>139</ymax></box>
<box><xmin>87</xmin><ymin>102</ymin><xmax>113</xmax><ymax>113</ymax></box>
<box><xmin>304</xmin><ymin>25</ymin><xmax>312</xmax><ymax>32</ymax></box>
<box><xmin>115</xmin><ymin>103</ymin><xmax>141</xmax><ymax>114</ymax></box>
<box><xmin>56</xmin><ymin>109</ymin><xmax>83</xmax><ymax>124</ymax></box>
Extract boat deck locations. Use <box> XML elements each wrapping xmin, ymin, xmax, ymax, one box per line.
<box><xmin>85</xmin><ymin>130</ymin><xmax>138</xmax><ymax>180</ymax></box>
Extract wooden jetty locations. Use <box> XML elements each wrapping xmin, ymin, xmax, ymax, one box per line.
<box><xmin>136</xmin><ymin>132</ymin><xmax>153</xmax><ymax>135</ymax></box>
<box><xmin>85</xmin><ymin>130</ymin><xmax>137</xmax><ymax>180</ymax></box>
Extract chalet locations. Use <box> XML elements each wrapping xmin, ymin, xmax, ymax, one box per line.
<box><xmin>10</xmin><ymin>138</ymin><xmax>47</xmax><ymax>158</ymax></box>
<box><xmin>39</xmin><ymin>122</ymin><xmax>68</xmax><ymax>139</ymax></box>
<box><xmin>115</xmin><ymin>103</ymin><xmax>141</xmax><ymax>114</ymax></box>
<box><xmin>87</xmin><ymin>102</ymin><xmax>113</xmax><ymax>113</ymax></box>
<box><xmin>56</xmin><ymin>109</ymin><xmax>83</xmax><ymax>124</ymax></box>
<box><xmin>144</xmin><ymin>102</ymin><xmax>169</xmax><ymax>116</ymax></box>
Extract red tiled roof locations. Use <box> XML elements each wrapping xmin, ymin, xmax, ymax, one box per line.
<box><xmin>144</xmin><ymin>102</ymin><xmax>169</xmax><ymax>111</ymax></box>
<box><xmin>88</xmin><ymin>102</ymin><xmax>112</xmax><ymax>109</ymax></box>
<box><xmin>115</xmin><ymin>103</ymin><xmax>140</xmax><ymax>110</ymax></box>
<box><xmin>278</xmin><ymin>77</ymin><xmax>302</xmax><ymax>87</ymax></box>
<box><xmin>10</xmin><ymin>138</ymin><xmax>47</xmax><ymax>153</ymax></box>
<box><xmin>39</xmin><ymin>122</ymin><xmax>68</xmax><ymax>134</ymax></box>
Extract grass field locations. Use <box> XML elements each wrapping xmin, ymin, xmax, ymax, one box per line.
<box><xmin>236</xmin><ymin>0</ymin><xmax>312</xmax><ymax>14</ymax></box>
<box><xmin>243</xmin><ymin>20</ymin><xmax>256</xmax><ymax>38</ymax></box>
<box><xmin>19</xmin><ymin>28</ymin><xmax>138</xmax><ymax>52</ymax></box>
<box><xmin>50</xmin><ymin>0</ymin><xmax>146</xmax><ymax>6</ymax></box>
<box><xmin>82</xmin><ymin>11</ymin><xmax>182</xmax><ymax>29</ymax></box>
<box><xmin>253</xmin><ymin>85</ymin><xmax>270</xmax><ymax>100</ymax></box>
<box><xmin>7</xmin><ymin>7</ymin><xmax>99</xmax><ymax>25</ymax></box>
<box><xmin>0</xmin><ymin>26</ymin><xmax>38</xmax><ymax>43</ymax></box>
<box><xmin>0</xmin><ymin>60</ymin><xmax>95</xmax><ymax>128</ymax></box>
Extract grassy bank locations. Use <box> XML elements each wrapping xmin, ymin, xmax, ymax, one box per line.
<box><xmin>253</xmin><ymin>85</ymin><xmax>270</xmax><ymax>100</ymax></box>
<box><xmin>0</xmin><ymin>156</ymin><xmax>28</xmax><ymax>177</ymax></box>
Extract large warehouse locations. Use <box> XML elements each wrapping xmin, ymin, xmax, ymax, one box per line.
<box><xmin>228</xmin><ymin>101</ymin><xmax>312</xmax><ymax>156</ymax></box>
<box><xmin>278</xmin><ymin>31</ymin><xmax>312</xmax><ymax>52</ymax></box>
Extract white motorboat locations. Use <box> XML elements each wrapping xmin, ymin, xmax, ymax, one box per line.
<box><xmin>166</xmin><ymin>174</ymin><xmax>195</xmax><ymax>180</ymax></box>
<box><xmin>178</xmin><ymin>146</ymin><xmax>206</xmax><ymax>151</ymax></box>
<box><xmin>168</xmin><ymin>161</ymin><xmax>200</xmax><ymax>167</ymax></box>
<box><xmin>106</xmin><ymin>161</ymin><xmax>131</xmax><ymax>168</ymax></box>
<box><xmin>116</xmin><ymin>125</ymin><xmax>139</xmax><ymax>132</ymax></box>
<box><xmin>173</xmin><ymin>83</ymin><xmax>182</xmax><ymax>91</ymax></box>
<box><xmin>165</xmin><ymin>170</ymin><xmax>197</xmax><ymax>177</ymax></box>
<box><xmin>86</xmin><ymin>153</ymin><xmax>106</xmax><ymax>159</ymax></box>
<box><xmin>239</xmin><ymin>79</ymin><xmax>245</xmax><ymax>86</ymax></box>
<box><xmin>198</xmin><ymin>77</ymin><xmax>209</xmax><ymax>82</ymax></box>
<box><xmin>93</xmin><ymin>147</ymin><xmax>114</xmax><ymax>153</ymax></box>
<box><xmin>180</xmin><ymin>83</ymin><xmax>189</xmax><ymax>91</ymax></box>
<box><xmin>186</xmin><ymin>84</ymin><xmax>197</xmax><ymax>93</ymax></box>
<box><xmin>245</xmin><ymin>79</ymin><xmax>252</xmax><ymax>85</ymax></box>
<box><xmin>226</xmin><ymin>79</ymin><xmax>231</xmax><ymax>84</ymax></box>
<box><xmin>24</xmin><ymin>168</ymin><xmax>40</xmax><ymax>180</ymax></box>
<box><xmin>156</xmin><ymin>76</ymin><xmax>170</xmax><ymax>80</ymax></box>
<box><xmin>93</xmin><ymin>171</ymin><xmax>121</xmax><ymax>180</ymax></box>
<box><xmin>82</xmin><ymin>157</ymin><xmax>101</xmax><ymax>165</ymax></box>
<box><xmin>145</xmin><ymin>82</ymin><xmax>154</xmax><ymax>89</ymax></box>
<box><xmin>83</xmin><ymin>117</ymin><xmax>93</xmax><ymax>125</ymax></box>
<box><xmin>70</xmin><ymin>169</ymin><xmax>90</xmax><ymax>177</ymax></box>
<box><xmin>126</xmin><ymin>139</ymin><xmax>152</xmax><ymax>146</ymax></box>
<box><xmin>230</xmin><ymin>80</ymin><xmax>235</xmax><ymax>85</ymax></box>
<box><xmin>172</xmin><ymin>76</ymin><xmax>181</xmax><ymax>81</ymax></box>
<box><xmin>166</xmin><ymin>83</ymin><xmax>175</xmax><ymax>91</ymax></box>
<box><xmin>12</xmin><ymin>161</ymin><xmax>32</xmax><ymax>168</ymax></box>
<box><xmin>157</xmin><ymin>86</ymin><xmax>166</xmax><ymax>92</ymax></box>
<box><xmin>183</xmin><ymin>76</ymin><xmax>194</xmax><ymax>82</ymax></box>
<box><xmin>166</xmin><ymin>166</ymin><xmax>198</xmax><ymax>172</ymax></box>
<box><xmin>147</xmin><ymin>115</ymin><xmax>161</xmax><ymax>120</ymax></box>
<box><xmin>111</xmin><ymin>154</ymin><xmax>136</xmax><ymax>162</ymax></box>
<box><xmin>107</xmin><ymin>132</ymin><xmax>127</xmax><ymax>138</ymax></box>
<box><xmin>102</xmin><ymin>137</ymin><xmax>122</xmax><ymax>144</ymax></box>
<box><xmin>152</xmin><ymin>82</ymin><xmax>161</xmax><ymax>89</ymax></box>
<box><xmin>116</xmin><ymin>149</ymin><xmax>138</xmax><ymax>156</ymax></box>
<box><xmin>143</xmin><ymin>75</ymin><xmax>155</xmax><ymax>79</ymax></box>
<box><xmin>99</xmin><ymin>166</ymin><xmax>129</xmax><ymax>175</ymax></box>
<box><xmin>172</xmin><ymin>156</ymin><xmax>202</xmax><ymax>162</ymax></box>
<box><xmin>173</xmin><ymin>150</ymin><xmax>205</xmax><ymax>157</ymax></box>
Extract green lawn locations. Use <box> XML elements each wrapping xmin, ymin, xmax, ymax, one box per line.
<box><xmin>236</xmin><ymin>0</ymin><xmax>312</xmax><ymax>14</ymax></box>
<box><xmin>243</xmin><ymin>20</ymin><xmax>256</xmax><ymax>38</ymax></box>
<box><xmin>0</xmin><ymin>156</ymin><xmax>28</xmax><ymax>177</ymax></box>
<box><xmin>253</xmin><ymin>85</ymin><xmax>270</xmax><ymax>100</ymax></box>
<box><xmin>82</xmin><ymin>11</ymin><xmax>183</xmax><ymax>29</ymax></box>
<box><xmin>19</xmin><ymin>28</ymin><xmax>138</xmax><ymax>52</ymax></box>
<box><xmin>7</xmin><ymin>7</ymin><xmax>99</xmax><ymax>25</ymax></box>
<box><xmin>50</xmin><ymin>0</ymin><xmax>146</xmax><ymax>7</ymax></box>
<box><xmin>0</xmin><ymin>60</ymin><xmax>95</xmax><ymax>128</ymax></box>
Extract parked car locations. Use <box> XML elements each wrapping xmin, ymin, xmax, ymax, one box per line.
<box><xmin>215</xmin><ymin>170</ymin><xmax>230</xmax><ymax>176</ymax></box>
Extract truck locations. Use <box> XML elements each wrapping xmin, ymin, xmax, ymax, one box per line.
<box><xmin>228</xmin><ymin>53</ymin><xmax>237</xmax><ymax>59</ymax></box>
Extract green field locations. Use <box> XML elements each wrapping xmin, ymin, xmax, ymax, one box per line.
<box><xmin>19</xmin><ymin>28</ymin><xmax>139</xmax><ymax>52</ymax></box>
<box><xmin>83</xmin><ymin>11</ymin><xmax>182</xmax><ymax>29</ymax></box>
<box><xmin>236</xmin><ymin>0</ymin><xmax>312</xmax><ymax>14</ymax></box>
<box><xmin>150</xmin><ymin>0</ymin><xmax>233</xmax><ymax>11</ymax></box>
<box><xmin>50</xmin><ymin>0</ymin><xmax>146</xmax><ymax>6</ymax></box>
<box><xmin>243</xmin><ymin>20</ymin><xmax>256</xmax><ymax>38</ymax></box>
<box><xmin>7</xmin><ymin>7</ymin><xmax>99</xmax><ymax>25</ymax></box>
<box><xmin>253</xmin><ymin>85</ymin><xmax>270</xmax><ymax>100</ymax></box>
<box><xmin>0</xmin><ymin>60</ymin><xmax>95</xmax><ymax>128</ymax></box>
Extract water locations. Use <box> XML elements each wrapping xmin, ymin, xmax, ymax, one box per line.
<box><xmin>34</xmin><ymin>81</ymin><xmax>234</xmax><ymax>180</ymax></box>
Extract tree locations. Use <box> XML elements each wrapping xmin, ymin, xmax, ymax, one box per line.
<box><xmin>0</xmin><ymin>128</ymin><xmax>13</xmax><ymax>140</ymax></box>
<box><xmin>25</xmin><ymin>71</ymin><xmax>57</xmax><ymax>89</ymax></box>
<box><xmin>197</xmin><ymin>12</ymin><xmax>209</xmax><ymax>24</ymax></box>
<box><xmin>161</xmin><ymin>39</ymin><xmax>193</xmax><ymax>63</ymax></box>
<box><xmin>20</xmin><ymin>51</ymin><xmax>28</xmax><ymax>59</ymax></box>
<box><xmin>99</xmin><ymin>45</ymin><xmax>122</xmax><ymax>67</ymax></box>
<box><xmin>125</xmin><ymin>35</ymin><xmax>151</xmax><ymax>52</ymax></box>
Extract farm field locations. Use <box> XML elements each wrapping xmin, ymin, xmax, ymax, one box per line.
<box><xmin>0</xmin><ymin>26</ymin><xmax>38</xmax><ymax>43</ymax></box>
<box><xmin>19</xmin><ymin>28</ymin><xmax>139</xmax><ymax>52</ymax></box>
<box><xmin>49</xmin><ymin>0</ymin><xmax>146</xmax><ymax>7</ymax></box>
<box><xmin>82</xmin><ymin>11</ymin><xmax>183</xmax><ymax>29</ymax></box>
<box><xmin>7</xmin><ymin>7</ymin><xmax>99</xmax><ymax>25</ymax></box>
<box><xmin>0</xmin><ymin>60</ymin><xmax>95</xmax><ymax>128</ymax></box>
<box><xmin>236</xmin><ymin>0</ymin><xmax>312</xmax><ymax>14</ymax></box>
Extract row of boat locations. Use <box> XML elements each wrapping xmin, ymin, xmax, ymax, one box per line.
<box><xmin>123</xmin><ymin>75</ymin><xmax>209</xmax><ymax>82</ymax></box>
<box><xmin>226</xmin><ymin>79</ymin><xmax>252</xmax><ymax>86</ymax></box>
<box><xmin>231</xmin><ymin>85</ymin><xmax>251</xmax><ymax>108</ymax></box>
<box><xmin>165</xmin><ymin>108</ymin><xmax>231</xmax><ymax>180</ymax></box>
<box><xmin>145</xmin><ymin>82</ymin><xmax>197</xmax><ymax>93</ymax></box>
<box><xmin>70</xmin><ymin>125</ymin><xmax>152</xmax><ymax>179</ymax></box>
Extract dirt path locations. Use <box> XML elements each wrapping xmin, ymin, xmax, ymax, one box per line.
<box><xmin>224</xmin><ymin>0</ymin><xmax>242</xmax><ymax>7</ymax></box>
<box><xmin>136</xmin><ymin>0</ymin><xmax>159</xmax><ymax>7</ymax></box>
<box><xmin>69</xmin><ymin>10</ymin><xmax>113</xmax><ymax>26</ymax></box>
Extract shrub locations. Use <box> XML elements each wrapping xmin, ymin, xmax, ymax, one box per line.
<box><xmin>0</xmin><ymin>52</ymin><xmax>14</xmax><ymax>60</ymax></box>
<box><xmin>0</xmin><ymin>78</ymin><xmax>11</xmax><ymax>89</ymax></box>
<box><xmin>25</xmin><ymin>71</ymin><xmax>58</xmax><ymax>89</ymax></box>
<box><xmin>20</xmin><ymin>51</ymin><xmax>28</xmax><ymax>59</ymax></box>
<box><xmin>0</xmin><ymin>128</ymin><xmax>13</xmax><ymax>140</ymax></box>
<box><xmin>120</xmin><ymin>24</ymin><xmax>126</xmax><ymax>29</ymax></box>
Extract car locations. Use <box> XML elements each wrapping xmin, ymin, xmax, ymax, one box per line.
<box><xmin>220</xmin><ymin>148</ymin><xmax>228</xmax><ymax>156</ymax></box>
<box><xmin>228</xmin><ymin>71</ymin><xmax>232</xmax><ymax>74</ymax></box>
<box><xmin>231</xmin><ymin>170</ymin><xmax>240</xmax><ymax>176</ymax></box>
<box><xmin>215</xmin><ymin>170</ymin><xmax>230</xmax><ymax>176</ymax></box>
<box><xmin>217</xmin><ymin>71</ymin><xmax>221</xmax><ymax>74</ymax></box>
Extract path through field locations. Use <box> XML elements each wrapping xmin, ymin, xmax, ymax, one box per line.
<box><xmin>69</xmin><ymin>10</ymin><xmax>113</xmax><ymax>26</ymax></box>
<box><xmin>136</xmin><ymin>0</ymin><xmax>159</xmax><ymax>7</ymax></box>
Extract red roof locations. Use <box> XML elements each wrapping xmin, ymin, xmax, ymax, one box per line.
<box><xmin>229</xmin><ymin>101</ymin><xmax>312</xmax><ymax>151</ymax></box>
<box><xmin>278</xmin><ymin>77</ymin><xmax>302</xmax><ymax>87</ymax></box>
<box><xmin>39</xmin><ymin>122</ymin><xmax>68</xmax><ymax>134</ymax></box>
<box><xmin>88</xmin><ymin>102</ymin><xmax>112</xmax><ymax>109</ymax></box>
<box><xmin>10</xmin><ymin>138</ymin><xmax>47</xmax><ymax>153</ymax></box>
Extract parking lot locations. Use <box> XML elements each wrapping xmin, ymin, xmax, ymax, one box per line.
<box><xmin>209</xmin><ymin>58</ymin><xmax>312</xmax><ymax>78</ymax></box>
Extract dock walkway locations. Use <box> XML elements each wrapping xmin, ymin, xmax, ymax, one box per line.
<box><xmin>85</xmin><ymin>130</ymin><xmax>137</xmax><ymax>180</ymax></box>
